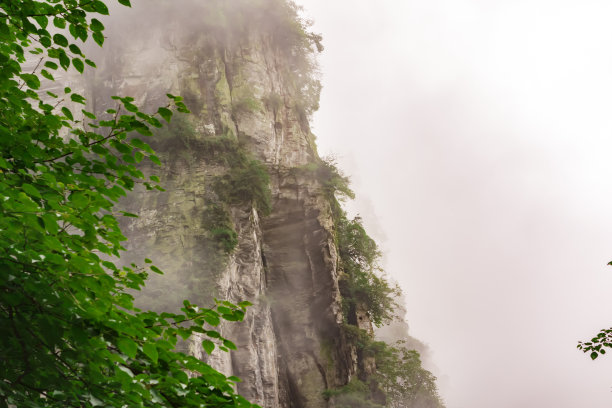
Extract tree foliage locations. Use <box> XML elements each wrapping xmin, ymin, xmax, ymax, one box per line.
<box><xmin>0</xmin><ymin>0</ymin><xmax>257</xmax><ymax>406</ymax></box>
<box><xmin>337</xmin><ymin>215</ymin><xmax>399</xmax><ymax>327</ymax></box>
<box><xmin>337</xmin><ymin>326</ymin><xmax>445</xmax><ymax>408</ymax></box>
<box><xmin>578</xmin><ymin>328</ymin><xmax>612</xmax><ymax>360</ymax></box>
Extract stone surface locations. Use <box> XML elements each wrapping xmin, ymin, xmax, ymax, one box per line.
<box><xmin>87</xmin><ymin>8</ymin><xmax>366</xmax><ymax>407</ymax></box>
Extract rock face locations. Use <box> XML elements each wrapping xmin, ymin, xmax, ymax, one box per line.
<box><xmin>87</xmin><ymin>2</ymin><xmax>367</xmax><ymax>407</ymax></box>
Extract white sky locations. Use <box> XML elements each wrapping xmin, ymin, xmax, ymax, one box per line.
<box><xmin>298</xmin><ymin>1</ymin><xmax>612</xmax><ymax>407</ymax></box>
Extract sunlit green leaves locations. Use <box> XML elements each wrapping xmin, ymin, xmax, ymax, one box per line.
<box><xmin>578</xmin><ymin>327</ymin><xmax>612</xmax><ymax>361</ymax></box>
<box><xmin>53</xmin><ymin>33</ymin><xmax>69</xmax><ymax>47</ymax></box>
<box><xmin>72</xmin><ymin>57</ymin><xmax>84</xmax><ymax>73</ymax></box>
<box><xmin>90</xmin><ymin>18</ymin><xmax>105</xmax><ymax>32</ymax></box>
<box><xmin>142</xmin><ymin>342</ymin><xmax>158</xmax><ymax>363</ymax></box>
<box><xmin>117</xmin><ymin>337</ymin><xmax>138</xmax><ymax>359</ymax></box>
<box><xmin>202</xmin><ymin>339</ymin><xmax>215</xmax><ymax>355</ymax></box>
<box><xmin>0</xmin><ymin>1</ymin><xmax>257</xmax><ymax>407</ymax></box>
<box><xmin>157</xmin><ymin>107</ymin><xmax>173</xmax><ymax>123</ymax></box>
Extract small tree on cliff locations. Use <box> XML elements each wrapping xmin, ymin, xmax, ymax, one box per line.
<box><xmin>0</xmin><ymin>1</ymin><xmax>257</xmax><ymax>406</ymax></box>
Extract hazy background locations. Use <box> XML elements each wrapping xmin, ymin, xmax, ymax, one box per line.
<box><xmin>298</xmin><ymin>1</ymin><xmax>612</xmax><ymax>407</ymax></box>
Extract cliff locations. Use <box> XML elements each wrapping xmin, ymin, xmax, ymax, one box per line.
<box><xmin>76</xmin><ymin>1</ymin><xmax>444</xmax><ymax>407</ymax></box>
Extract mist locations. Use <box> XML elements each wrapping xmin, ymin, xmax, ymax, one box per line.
<box><xmin>299</xmin><ymin>0</ymin><xmax>612</xmax><ymax>407</ymax></box>
<box><xmin>70</xmin><ymin>0</ymin><xmax>612</xmax><ymax>406</ymax></box>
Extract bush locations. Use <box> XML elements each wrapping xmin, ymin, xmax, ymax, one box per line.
<box><xmin>371</xmin><ymin>341</ymin><xmax>445</xmax><ymax>408</ymax></box>
<box><xmin>232</xmin><ymin>95</ymin><xmax>262</xmax><ymax>115</ymax></box>
<box><xmin>214</xmin><ymin>157</ymin><xmax>272</xmax><ymax>216</ymax></box>
<box><xmin>203</xmin><ymin>203</ymin><xmax>238</xmax><ymax>253</ymax></box>
<box><xmin>291</xmin><ymin>157</ymin><xmax>354</xmax><ymax>215</ymax></box>
<box><xmin>149</xmin><ymin>112</ymin><xmax>198</xmax><ymax>152</ymax></box>
<box><xmin>337</xmin><ymin>216</ymin><xmax>399</xmax><ymax>327</ymax></box>
<box><xmin>263</xmin><ymin>92</ymin><xmax>284</xmax><ymax>112</ymax></box>
<box><xmin>340</xmin><ymin>326</ymin><xmax>445</xmax><ymax>408</ymax></box>
<box><xmin>323</xmin><ymin>378</ymin><xmax>383</xmax><ymax>408</ymax></box>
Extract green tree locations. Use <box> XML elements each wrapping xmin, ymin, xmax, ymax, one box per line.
<box><xmin>0</xmin><ymin>0</ymin><xmax>257</xmax><ymax>406</ymax></box>
<box><xmin>337</xmin><ymin>215</ymin><xmax>399</xmax><ymax>327</ymax></box>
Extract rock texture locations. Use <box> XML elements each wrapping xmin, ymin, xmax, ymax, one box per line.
<box><xmin>86</xmin><ymin>3</ymin><xmax>366</xmax><ymax>407</ymax></box>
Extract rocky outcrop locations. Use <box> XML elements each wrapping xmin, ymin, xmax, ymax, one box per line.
<box><xmin>82</xmin><ymin>2</ymin><xmax>373</xmax><ymax>407</ymax></box>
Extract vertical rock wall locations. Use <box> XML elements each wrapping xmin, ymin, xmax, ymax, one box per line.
<box><xmin>87</xmin><ymin>3</ymin><xmax>366</xmax><ymax>407</ymax></box>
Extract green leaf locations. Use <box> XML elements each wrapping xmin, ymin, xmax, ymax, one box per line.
<box><xmin>34</xmin><ymin>16</ymin><xmax>48</xmax><ymax>29</ymax></box>
<box><xmin>53</xmin><ymin>34</ymin><xmax>69</xmax><ymax>47</ymax></box>
<box><xmin>72</xmin><ymin>58</ymin><xmax>84</xmax><ymax>73</ymax></box>
<box><xmin>591</xmin><ymin>352</ymin><xmax>599</xmax><ymax>360</ymax></box>
<box><xmin>40</xmin><ymin>35</ymin><xmax>52</xmax><ymax>47</ymax></box>
<box><xmin>61</xmin><ymin>107</ymin><xmax>74</xmax><ymax>121</ymax></box>
<box><xmin>142</xmin><ymin>343</ymin><xmax>158</xmax><ymax>363</ymax></box>
<box><xmin>85</xmin><ymin>59</ymin><xmax>97</xmax><ymax>68</ymax></box>
<box><xmin>92</xmin><ymin>1</ymin><xmax>110</xmax><ymax>15</ymax></box>
<box><xmin>117</xmin><ymin>338</ymin><xmax>138</xmax><ymax>359</ymax></box>
<box><xmin>53</xmin><ymin>17</ymin><xmax>66</xmax><ymax>29</ymax></box>
<box><xmin>150</xmin><ymin>265</ymin><xmax>163</xmax><ymax>274</ymax></box>
<box><xmin>69</xmin><ymin>44</ymin><xmax>83</xmax><ymax>56</ymax></box>
<box><xmin>82</xmin><ymin>110</ymin><xmax>97</xmax><ymax>120</ymax></box>
<box><xmin>71</xmin><ymin>94</ymin><xmax>86</xmax><ymax>104</ymax></box>
<box><xmin>206</xmin><ymin>330</ymin><xmax>221</xmax><ymax>339</ymax></box>
<box><xmin>90</xmin><ymin>18</ymin><xmax>105</xmax><ymax>32</ymax></box>
<box><xmin>157</xmin><ymin>107</ymin><xmax>172</xmax><ymax>123</ymax></box>
<box><xmin>44</xmin><ymin>61</ymin><xmax>59</xmax><ymax>70</ymax></box>
<box><xmin>223</xmin><ymin>339</ymin><xmax>237</xmax><ymax>350</ymax></box>
<box><xmin>203</xmin><ymin>313</ymin><xmax>220</xmax><ymax>327</ymax></box>
<box><xmin>42</xmin><ymin>213</ymin><xmax>59</xmax><ymax>235</ymax></box>
<box><xmin>69</xmin><ymin>192</ymin><xmax>88</xmax><ymax>208</ymax></box>
<box><xmin>41</xmin><ymin>69</ymin><xmax>54</xmax><ymax>81</ymax></box>
<box><xmin>21</xmin><ymin>74</ymin><xmax>40</xmax><ymax>90</ymax></box>
<box><xmin>22</xmin><ymin>183</ymin><xmax>42</xmax><ymax>199</ymax></box>
<box><xmin>202</xmin><ymin>340</ymin><xmax>215</xmax><ymax>355</ymax></box>
<box><xmin>92</xmin><ymin>31</ymin><xmax>105</xmax><ymax>47</ymax></box>
<box><xmin>59</xmin><ymin>51</ymin><xmax>70</xmax><ymax>70</ymax></box>
<box><xmin>118</xmin><ymin>0</ymin><xmax>132</xmax><ymax>6</ymax></box>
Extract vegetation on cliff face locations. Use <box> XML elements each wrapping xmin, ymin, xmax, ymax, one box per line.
<box><xmin>0</xmin><ymin>0</ymin><xmax>446</xmax><ymax>406</ymax></box>
<box><xmin>0</xmin><ymin>0</ymin><xmax>258</xmax><ymax>406</ymax></box>
<box><xmin>312</xmin><ymin>159</ymin><xmax>445</xmax><ymax>408</ymax></box>
<box><xmin>337</xmin><ymin>215</ymin><xmax>399</xmax><ymax>327</ymax></box>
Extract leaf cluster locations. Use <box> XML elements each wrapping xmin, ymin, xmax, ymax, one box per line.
<box><xmin>337</xmin><ymin>216</ymin><xmax>399</xmax><ymax>328</ymax></box>
<box><xmin>577</xmin><ymin>328</ymin><xmax>612</xmax><ymax>360</ymax></box>
<box><xmin>0</xmin><ymin>1</ymin><xmax>256</xmax><ymax>407</ymax></box>
<box><xmin>203</xmin><ymin>203</ymin><xmax>239</xmax><ymax>254</ymax></box>
<box><xmin>291</xmin><ymin>157</ymin><xmax>354</xmax><ymax>217</ymax></box>
<box><xmin>213</xmin><ymin>152</ymin><xmax>272</xmax><ymax>216</ymax></box>
<box><xmin>339</xmin><ymin>326</ymin><xmax>445</xmax><ymax>408</ymax></box>
<box><xmin>323</xmin><ymin>378</ymin><xmax>383</xmax><ymax>408</ymax></box>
